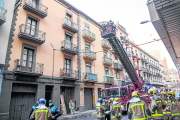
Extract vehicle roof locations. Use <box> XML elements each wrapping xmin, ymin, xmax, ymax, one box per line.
<box><xmin>103</xmin><ymin>86</ymin><xmax>128</xmax><ymax>90</ymax></box>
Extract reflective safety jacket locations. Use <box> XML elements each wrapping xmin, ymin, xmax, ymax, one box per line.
<box><xmin>128</xmin><ymin>101</ymin><xmax>151</xmax><ymax>120</ymax></box>
<box><xmin>150</xmin><ymin>99</ymin><xmax>165</xmax><ymax>119</ymax></box>
<box><xmin>169</xmin><ymin>99</ymin><xmax>180</xmax><ymax>118</ymax></box>
<box><xmin>31</xmin><ymin>108</ymin><xmax>51</xmax><ymax>120</ymax></box>
<box><xmin>110</xmin><ymin>101</ymin><xmax>122</xmax><ymax>120</ymax></box>
<box><xmin>162</xmin><ymin>98</ymin><xmax>171</xmax><ymax>116</ymax></box>
<box><xmin>96</xmin><ymin>102</ymin><xmax>105</xmax><ymax>118</ymax></box>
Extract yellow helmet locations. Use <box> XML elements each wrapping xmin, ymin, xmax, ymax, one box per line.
<box><xmin>114</xmin><ymin>98</ymin><xmax>119</xmax><ymax>102</ymax></box>
<box><xmin>161</xmin><ymin>91</ymin><xmax>166</xmax><ymax>95</ymax></box>
<box><xmin>109</xmin><ymin>98</ymin><xmax>114</xmax><ymax>103</ymax></box>
<box><xmin>148</xmin><ymin>88</ymin><xmax>157</xmax><ymax>96</ymax></box>
<box><xmin>132</xmin><ymin>91</ymin><xmax>139</xmax><ymax>97</ymax></box>
<box><xmin>169</xmin><ymin>91</ymin><xmax>175</xmax><ymax>99</ymax></box>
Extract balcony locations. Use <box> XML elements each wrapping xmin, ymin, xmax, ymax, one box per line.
<box><xmin>134</xmin><ymin>65</ymin><xmax>138</xmax><ymax>70</ymax></box>
<box><xmin>113</xmin><ymin>62</ymin><xmax>123</xmax><ymax>71</ymax></box>
<box><xmin>126</xmin><ymin>50</ymin><xmax>131</xmax><ymax>57</ymax></box>
<box><xmin>0</xmin><ymin>7</ymin><xmax>7</xmax><ymax>25</ymax></box>
<box><xmin>132</xmin><ymin>53</ymin><xmax>137</xmax><ymax>58</ymax></box>
<box><xmin>60</xmin><ymin>68</ymin><xmax>78</xmax><ymax>80</ymax></box>
<box><xmin>83</xmin><ymin>50</ymin><xmax>96</xmax><ymax>61</ymax></box>
<box><xmin>103</xmin><ymin>56</ymin><xmax>112</xmax><ymax>66</ymax></box>
<box><xmin>61</xmin><ymin>40</ymin><xmax>77</xmax><ymax>55</ymax></box>
<box><xmin>104</xmin><ymin>75</ymin><xmax>114</xmax><ymax>84</ymax></box>
<box><xmin>138</xmin><ymin>66</ymin><xmax>143</xmax><ymax>71</ymax></box>
<box><xmin>101</xmin><ymin>39</ymin><xmax>111</xmax><ymax>50</ymax></box>
<box><xmin>62</xmin><ymin>18</ymin><xmax>78</xmax><ymax>33</ymax></box>
<box><xmin>142</xmin><ymin>68</ymin><xmax>147</xmax><ymax>73</ymax></box>
<box><xmin>82</xmin><ymin>29</ymin><xmax>96</xmax><ymax>42</ymax></box>
<box><xmin>83</xmin><ymin>72</ymin><xmax>97</xmax><ymax>83</ymax></box>
<box><xmin>13</xmin><ymin>59</ymin><xmax>44</xmax><ymax>76</ymax></box>
<box><xmin>23</xmin><ymin>0</ymin><xmax>48</xmax><ymax>18</ymax></box>
<box><xmin>18</xmin><ymin>24</ymin><xmax>46</xmax><ymax>44</ymax></box>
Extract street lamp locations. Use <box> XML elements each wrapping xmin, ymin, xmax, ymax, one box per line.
<box><xmin>140</xmin><ymin>20</ymin><xmax>150</xmax><ymax>24</ymax></box>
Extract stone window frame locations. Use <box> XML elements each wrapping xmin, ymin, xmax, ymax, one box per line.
<box><xmin>20</xmin><ymin>43</ymin><xmax>37</xmax><ymax>72</ymax></box>
<box><xmin>25</xmin><ymin>14</ymin><xmax>40</xmax><ymax>37</ymax></box>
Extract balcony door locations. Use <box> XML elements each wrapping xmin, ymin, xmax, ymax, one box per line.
<box><xmin>84</xmin><ymin>24</ymin><xmax>90</xmax><ymax>36</ymax></box>
<box><xmin>85</xmin><ymin>42</ymin><xmax>91</xmax><ymax>56</ymax></box>
<box><xmin>65</xmin><ymin>13</ymin><xmax>72</xmax><ymax>26</ymax></box>
<box><xmin>64</xmin><ymin>58</ymin><xmax>71</xmax><ymax>77</ymax></box>
<box><xmin>26</xmin><ymin>18</ymin><xmax>37</xmax><ymax>36</ymax></box>
<box><xmin>65</xmin><ymin>33</ymin><xmax>72</xmax><ymax>50</ymax></box>
<box><xmin>116</xmin><ymin>71</ymin><xmax>120</xmax><ymax>79</ymax></box>
<box><xmin>105</xmin><ymin>67</ymin><xmax>109</xmax><ymax>75</ymax></box>
<box><xmin>29</xmin><ymin>0</ymin><xmax>39</xmax><ymax>9</ymax></box>
<box><xmin>21</xmin><ymin>48</ymin><xmax>34</xmax><ymax>72</ymax></box>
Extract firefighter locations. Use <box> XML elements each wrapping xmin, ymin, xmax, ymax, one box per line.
<box><xmin>167</xmin><ymin>91</ymin><xmax>180</xmax><ymax>120</ymax></box>
<box><xmin>110</xmin><ymin>98</ymin><xmax>122</xmax><ymax>120</ymax></box>
<box><xmin>128</xmin><ymin>91</ymin><xmax>151</xmax><ymax>120</ymax></box>
<box><xmin>49</xmin><ymin>100</ymin><xmax>62</xmax><ymax>120</ymax></box>
<box><xmin>161</xmin><ymin>90</ymin><xmax>171</xmax><ymax>120</ymax></box>
<box><xmin>29</xmin><ymin>98</ymin><xmax>41</xmax><ymax>119</ymax></box>
<box><xmin>96</xmin><ymin>98</ymin><xmax>105</xmax><ymax>120</ymax></box>
<box><xmin>148</xmin><ymin>88</ymin><xmax>166</xmax><ymax>120</ymax></box>
<box><xmin>30</xmin><ymin>98</ymin><xmax>51</xmax><ymax>120</ymax></box>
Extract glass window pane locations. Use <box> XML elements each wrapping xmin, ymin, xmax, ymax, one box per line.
<box><xmin>28</xmin><ymin>56</ymin><xmax>33</xmax><ymax>62</ymax></box>
<box><xmin>28</xmin><ymin>62</ymin><xmax>32</xmax><ymax>68</ymax></box>
<box><xmin>22</xmin><ymin>61</ymin><xmax>26</xmax><ymax>67</ymax></box>
<box><xmin>23</xmin><ymin>55</ymin><xmax>27</xmax><ymax>60</ymax></box>
<box><xmin>29</xmin><ymin>50</ymin><xmax>33</xmax><ymax>55</ymax></box>
<box><xmin>24</xmin><ymin>49</ymin><xmax>27</xmax><ymax>54</ymax></box>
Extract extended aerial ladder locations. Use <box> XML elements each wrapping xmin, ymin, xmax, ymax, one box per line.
<box><xmin>100</xmin><ymin>22</ymin><xmax>143</xmax><ymax>93</ymax></box>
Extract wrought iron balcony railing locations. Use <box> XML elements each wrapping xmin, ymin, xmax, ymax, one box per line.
<box><xmin>23</xmin><ymin>0</ymin><xmax>48</xmax><ymax>18</ymax></box>
<box><xmin>18</xmin><ymin>24</ymin><xmax>46</xmax><ymax>44</ymax></box>
<box><xmin>62</xmin><ymin>17</ymin><xmax>78</xmax><ymax>33</ymax></box>
<box><xmin>83</xmin><ymin>50</ymin><xmax>96</xmax><ymax>60</ymax></box>
<box><xmin>14</xmin><ymin>59</ymin><xmax>44</xmax><ymax>76</ymax></box>
<box><xmin>103</xmin><ymin>56</ymin><xmax>112</xmax><ymax>65</ymax></box>
<box><xmin>61</xmin><ymin>40</ymin><xmax>77</xmax><ymax>55</ymax></box>
<box><xmin>104</xmin><ymin>75</ymin><xmax>114</xmax><ymax>84</ymax></box>
<box><xmin>126</xmin><ymin>50</ymin><xmax>131</xmax><ymax>57</ymax></box>
<box><xmin>0</xmin><ymin>7</ymin><xmax>7</xmax><ymax>25</ymax></box>
<box><xmin>101</xmin><ymin>39</ymin><xmax>111</xmax><ymax>49</ymax></box>
<box><xmin>82</xmin><ymin>29</ymin><xmax>96</xmax><ymax>42</ymax></box>
<box><xmin>113</xmin><ymin>62</ymin><xmax>123</xmax><ymax>71</ymax></box>
<box><xmin>83</xmin><ymin>72</ymin><xmax>97</xmax><ymax>81</ymax></box>
<box><xmin>60</xmin><ymin>68</ymin><xmax>78</xmax><ymax>79</ymax></box>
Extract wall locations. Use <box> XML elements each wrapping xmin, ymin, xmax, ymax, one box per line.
<box><xmin>0</xmin><ymin>0</ymin><xmax>16</xmax><ymax>64</ymax></box>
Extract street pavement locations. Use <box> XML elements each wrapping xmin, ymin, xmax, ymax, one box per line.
<box><xmin>67</xmin><ymin>113</ymin><xmax>128</xmax><ymax>120</ymax></box>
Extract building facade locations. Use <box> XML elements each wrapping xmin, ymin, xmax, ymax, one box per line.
<box><xmin>162</xmin><ymin>57</ymin><xmax>170</xmax><ymax>84</ymax></box>
<box><xmin>169</xmin><ymin>69</ymin><xmax>180</xmax><ymax>84</ymax></box>
<box><xmin>0</xmin><ymin>0</ymin><xmax>16</xmax><ymax>93</ymax></box>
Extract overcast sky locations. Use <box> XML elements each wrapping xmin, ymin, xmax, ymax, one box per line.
<box><xmin>66</xmin><ymin>0</ymin><xmax>176</xmax><ymax>70</ymax></box>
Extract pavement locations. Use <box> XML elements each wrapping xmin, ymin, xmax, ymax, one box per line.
<box><xmin>58</xmin><ymin>110</ymin><xmax>128</xmax><ymax>120</ymax></box>
<box><xmin>58</xmin><ymin>110</ymin><xmax>96</xmax><ymax>120</ymax></box>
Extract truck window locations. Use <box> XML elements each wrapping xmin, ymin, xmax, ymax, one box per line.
<box><xmin>112</xmin><ymin>88</ymin><xmax>121</xmax><ymax>97</ymax></box>
<box><xmin>130</xmin><ymin>86</ymin><xmax>134</xmax><ymax>93</ymax></box>
<box><xmin>122</xmin><ymin>88</ymin><xmax>127</xmax><ymax>96</ymax></box>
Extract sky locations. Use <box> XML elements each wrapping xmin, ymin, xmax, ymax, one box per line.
<box><xmin>66</xmin><ymin>0</ymin><xmax>177</xmax><ymax>70</ymax></box>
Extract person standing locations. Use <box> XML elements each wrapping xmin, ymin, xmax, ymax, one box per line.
<box><xmin>110</xmin><ymin>98</ymin><xmax>122</xmax><ymax>120</ymax></box>
<box><xmin>49</xmin><ymin>100</ymin><xmax>61</xmax><ymax>120</ymax></box>
<box><xmin>128</xmin><ymin>91</ymin><xmax>151</xmax><ymax>120</ymax></box>
<box><xmin>30</xmin><ymin>98</ymin><xmax>51</xmax><ymax>120</ymax></box>
<box><xmin>29</xmin><ymin>98</ymin><xmax>41</xmax><ymax>119</ymax></box>
<box><xmin>148</xmin><ymin>88</ymin><xmax>166</xmax><ymax>120</ymax></box>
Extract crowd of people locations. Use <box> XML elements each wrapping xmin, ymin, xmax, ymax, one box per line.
<box><xmin>96</xmin><ymin>88</ymin><xmax>180</xmax><ymax>120</ymax></box>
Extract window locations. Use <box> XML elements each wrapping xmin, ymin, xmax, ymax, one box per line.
<box><xmin>65</xmin><ymin>32</ymin><xmax>72</xmax><ymax>49</ymax></box>
<box><xmin>105</xmin><ymin>67</ymin><xmax>109</xmax><ymax>75</ymax></box>
<box><xmin>65</xmin><ymin>13</ymin><xmax>72</xmax><ymax>21</ymax></box>
<box><xmin>103</xmin><ymin>50</ymin><xmax>107</xmax><ymax>57</ymax></box>
<box><xmin>64</xmin><ymin>58</ymin><xmax>71</xmax><ymax>74</ymax></box>
<box><xmin>116</xmin><ymin>71</ymin><xmax>120</xmax><ymax>79</ymax></box>
<box><xmin>22</xmin><ymin>48</ymin><xmax>34</xmax><ymax>68</ymax></box>
<box><xmin>173</xmin><ymin>80</ymin><xmax>175</xmax><ymax>82</ymax></box>
<box><xmin>122</xmin><ymin>88</ymin><xmax>127</xmax><ymax>96</ymax></box>
<box><xmin>85</xmin><ymin>41</ymin><xmax>91</xmax><ymax>56</ymax></box>
<box><xmin>85</xmin><ymin>24</ymin><xmax>90</xmax><ymax>30</ymax></box>
<box><xmin>85</xmin><ymin>61</ymin><xmax>91</xmax><ymax>73</ymax></box>
<box><xmin>130</xmin><ymin>86</ymin><xmax>134</xmax><ymax>93</ymax></box>
<box><xmin>26</xmin><ymin>18</ymin><xmax>37</xmax><ymax>36</ymax></box>
<box><xmin>29</xmin><ymin>0</ymin><xmax>39</xmax><ymax>8</ymax></box>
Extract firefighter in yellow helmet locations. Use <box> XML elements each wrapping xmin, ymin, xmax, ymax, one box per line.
<box><xmin>161</xmin><ymin>90</ymin><xmax>171</xmax><ymax>120</ymax></box>
<box><xmin>128</xmin><ymin>91</ymin><xmax>151</xmax><ymax>120</ymax></box>
<box><xmin>110</xmin><ymin>98</ymin><xmax>122</xmax><ymax>120</ymax></box>
<box><xmin>166</xmin><ymin>91</ymin><xmax>180</xmax><ymax>120</ymax></box>
<box><xmin>148</xmin><ymin>88</ymin><xmax>166</xmax><ymax>120</ymax></box>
